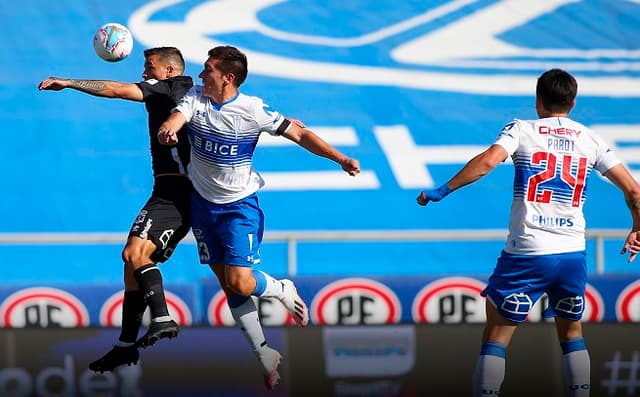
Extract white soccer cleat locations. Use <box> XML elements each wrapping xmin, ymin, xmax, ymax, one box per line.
<box><xmin>256</xmin><ymin>346</ymin><xmax>282</xmax><ymax>390</ymax></box>
<box><xmin>279</xmin><ymin>279</ymin><xmax>309</xmax><ymax>327</ymax></box>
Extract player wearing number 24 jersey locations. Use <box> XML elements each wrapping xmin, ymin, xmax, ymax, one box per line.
<box><xmin>417</xmin><ymin>68</ymin><xmax>640</xmax><ymax>397</ymax></box>
<box><xmin>497</xmin><ymin>116</ymin><xmax>619</xmax><ymax>255</ymax></box>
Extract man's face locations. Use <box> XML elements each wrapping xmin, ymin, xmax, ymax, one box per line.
<box><xmin>199</xmin><ymin>57</ymin><xmax>230</xmax><ymax>97</ymax></box>
<box><xmin>142</xmin><ymin>54</ymin><xmax>167</xmax><ymax>80</ymax></box>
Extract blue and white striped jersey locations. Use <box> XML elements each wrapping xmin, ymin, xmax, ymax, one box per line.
<box><xmin>175</xmin><ymin>86</ymin><xmax>290</xmax><ymax>204</ymax></box>
<box><xmin>494</xmin><ymin>117</ymin><xmax>620</xmax><ymax>255</ymax></box>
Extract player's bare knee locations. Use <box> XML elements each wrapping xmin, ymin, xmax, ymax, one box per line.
<box><xmin>225</xmin><ymin>275</ymin><xmax>253</xmax><ymax>296</ymax></box>
<box><xmin>121</xmin><ymin>247</ymin><xmax>136</xmax><ymax>267</ymax></box>
<box><xmin>121</xmin><ymin>246</ymin><xmax>150</xmax><ymax>269</ymax></box>
<box><xmin>227</xmin><ymin>279</ymin><xmax>250</xmax><ymax>296</ymax></box>
<box><xmin>555</xmin><ymin>318</ymin><xmax>583</xmax><ymax>343</ymax></box>
<box><xmin>122</xmin><ymin>237</ymin><xmax>157</xmax><ymax>268</ymax></box>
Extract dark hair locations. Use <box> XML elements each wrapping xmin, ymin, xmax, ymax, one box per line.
<box><xmin>207</xmin><ymin>46</ymin><xmax>248</xmax><ymax>87</ymax></box>
<box><xmin>143</xmin><ymin>47</ymin><xmax>185</xmax><ymax>73</ymax></box>
<box><xmin>536</xmin><ymin>68</ymin><xmax>577</xmax><ymax>113</ymax></box>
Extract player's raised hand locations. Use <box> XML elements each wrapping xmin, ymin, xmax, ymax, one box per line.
<box><xmin>621</xmin><ymin>230</ymin><xmax>640</xmax><ymax>263</ymax></box>
<box><xmin>340</xmin><ymin>157</ymin><xmax>360</xmax><ymax>176</ymax></box>
<box><xmin>416</xmin><ymin>191</ymin><xmax>430</xmax><ymax>206</ymax></box>
<box><xmin>417</xmin><ymin>184</ymin><xmax>452</xmax><ymax>206</ymax></box>
<box><xmin>38</xmin><ymin>77</ymin><xmax>70</xmax><ymax>91</ymax></box>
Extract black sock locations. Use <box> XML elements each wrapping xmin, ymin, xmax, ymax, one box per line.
<box><xmin>119</xmin><ymin>290</ymin><xmax>146</xmax><ymax>343</ymax></box>
<box><xmin>133</xmin><ymin>264</ymin><xmax>170</xmax><ymax>321</ymax></box>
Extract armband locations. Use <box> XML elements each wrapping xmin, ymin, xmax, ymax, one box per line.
<box><xmin>437</xmin><ymin>184</ymin><xmax>452</xmax><ymax>199</ymax></box>
<box><xmin>275</xmin><ymin>118</ymin><xmax>291</xmax><ymax>136</ymax></box>
<box><xmin>421</xmin><ymin>184</ymin><xmax>452</xmax><ymax>202</ymax></box>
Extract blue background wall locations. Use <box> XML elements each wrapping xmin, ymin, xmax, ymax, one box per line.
<box><xmin>3</xmin><ymin>0</ymin><xmax>640</xmax><ymax>284</ymax></box>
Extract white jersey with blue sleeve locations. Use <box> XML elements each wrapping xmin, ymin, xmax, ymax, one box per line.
<box><xmin>175</xmin><ymin>86</ymin><xmax>291</xmax><ymax>204</ymax></box>
<box><xmin>494</xmin><ymin>117</ymin><xmax>621</xmax><ymax>255</ymax></box>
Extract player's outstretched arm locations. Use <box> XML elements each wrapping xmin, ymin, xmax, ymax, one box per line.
<box><xmin>157</xmin><ymin>111</ymin><xmax>187</xmax><ymax>146</ymax></box>
<box><xmin>417</xmin><ymin>144</ymin><xmax>508</xmax><ymax>206</ymax></box>
<box><xmin>283</xmin><ymin>122</ymin><xmax>360</xmax><ymax>176</ymax></box>
<box><xmin>603</xmin><ymin>164</ymin><xmax>640</xmax><ymax>263</ymax></box>
<box><xmin>38</xmin><ymin>77</ymin><xmax>143</xmax><ymax>101</ymax></box>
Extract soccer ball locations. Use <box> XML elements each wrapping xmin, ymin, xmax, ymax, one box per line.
<box><xmin>93</xmin><ymin>23</ymin><xmax>133</xmax><ymax>62</ymax></box>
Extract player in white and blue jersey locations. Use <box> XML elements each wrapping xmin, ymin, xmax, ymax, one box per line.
<box><xmin>417</xmin><ymin>69</ymin><xmax>640</xmax><ymax>397</ymax></box>
<box><xmin>158</xmin><ymin>45</ymin><xmax>360</xmax><ymax>389</ymax></box>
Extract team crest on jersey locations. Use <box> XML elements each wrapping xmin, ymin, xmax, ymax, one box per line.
<box><xmin>412</xmin><ymin>277</ymin><xmax>486</xmax><ymax>323</ymax></box>
<box><xmin>0</xmin><ymin>287</ymin><xmax>89</xmax><ymax>328</ymax></box>
<box><xmin>615</xmin><ymin>280</ymin><xmax>640</xmax><ymax>322</ymax></box>
<box><xmin>99</xmin><ymin>289</ymin><xmax>192</xmax><ymax>326</ymax></box>
<box><xmin>310</xmin><ymin>278</ymin><xmax>401</xmax><ymax>325</ymax></box>
<box><xmin>206</xmin><ymin>291</ymin><xmax>295</xmax><ymax>326</ymax></box>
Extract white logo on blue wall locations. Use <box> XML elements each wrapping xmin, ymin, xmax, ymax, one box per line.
<box><xmin>126</xmin><ymin>1</ymin><xmax>640</xmax><ymax>193</ymax></box>
<box><xmin>129</xmin><ymin>0</ymin><xmax>640</xmax><ymax>97</ymax></box>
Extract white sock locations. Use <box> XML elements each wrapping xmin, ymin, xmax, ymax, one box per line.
<box><xmin>229</xmin><ymin>296</ymin><xmax>267</xmax><ymax>354</ymax></box>
<box><xmin>562</xmin><ymin>338</ymin><xmax>591</xmax><ymax>396</ymax></box>
<box><xmin>473</xmin><ymin>342</ymin><xmax>506</xmax><ymax>397</ymax></box>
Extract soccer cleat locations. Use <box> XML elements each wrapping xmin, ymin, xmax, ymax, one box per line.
<box><xmin>256</xmin><ymin>346</ymin><xmax>283</xmax><ymax>390</ymax></box>
<box><xmin>89</xmin><ymin>345</ymin><xmax>139</xmax><ymax>373</ymax></box>
<box><xmin>136</xmin><ymin>320</ymin><xmax>180</xmax><ymax>348</ymax></box>
<box><xmin>278</xmin><ymin>279</ymin><xmax>309</xmax><ymax>327</ymax></box>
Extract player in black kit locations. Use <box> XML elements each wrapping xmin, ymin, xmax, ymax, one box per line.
<box><xmin>38</xmin><ymin>47</ymin><xmax>193</xmax><ymax>371</ymax></box>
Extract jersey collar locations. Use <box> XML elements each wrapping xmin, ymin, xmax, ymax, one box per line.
<box><xmin>210</xmin><ymin>93</ymin><xmax>239</xmax><ymax>111</ymax></box>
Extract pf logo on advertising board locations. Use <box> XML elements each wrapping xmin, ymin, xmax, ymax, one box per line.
<box><xmin>412</xmin><ymin>277</ymin><xmax>486</xmax><ymax>324</ymax></box>
<box><xmin>207</xmin><ymin>290</ymin><xmax>296</xmax><ymax>326</ymax></box>
<box><xmin>99</xmin><ymin>289</ymin><xmax>192</xmax><ymax>326</ymax></box>
<box><xmin>616</xmin><ymin>280</ymin><xmax>640</xmax><ymax>322</ymax></box>
<box><xmin>311</xmin><ymin>278</ymin><xmax>401</xmax><ymax>325</ymax></box>
<box><xmin>0</xmin><ymin>287</ymin><xmax>89</xmax><ymax>328</ymax></box>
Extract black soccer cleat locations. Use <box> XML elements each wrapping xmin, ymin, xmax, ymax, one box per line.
<box><xmin>136</xmin><ymin>320</ymin><xmax>180</xmax><ymax>348</ymax></box>
<box><xmin>89</xmin><ymin>345</ymin><xmax>139</xmax><ymax>373</ymax></box>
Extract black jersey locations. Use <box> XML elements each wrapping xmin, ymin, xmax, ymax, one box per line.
<box><xmin>137</xmin><ymin>75</ymin><xmax>193</xmax><ymax>176</ymax></box>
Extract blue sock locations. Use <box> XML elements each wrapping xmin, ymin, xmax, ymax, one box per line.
<box><xmin>252</xmin><ymin>270</ymin><xmax>267</xmax><ymax>295</ymax></box>
<box><xmin>251</xmin><ymin>270</ymin><xmax>286</xmax><ymax>299</ymax></box>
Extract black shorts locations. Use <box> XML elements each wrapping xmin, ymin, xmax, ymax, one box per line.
<box><xmin>129</xmin><ymin>175</ymin><xmax>192</xmax><ymax>263</ymax></box>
